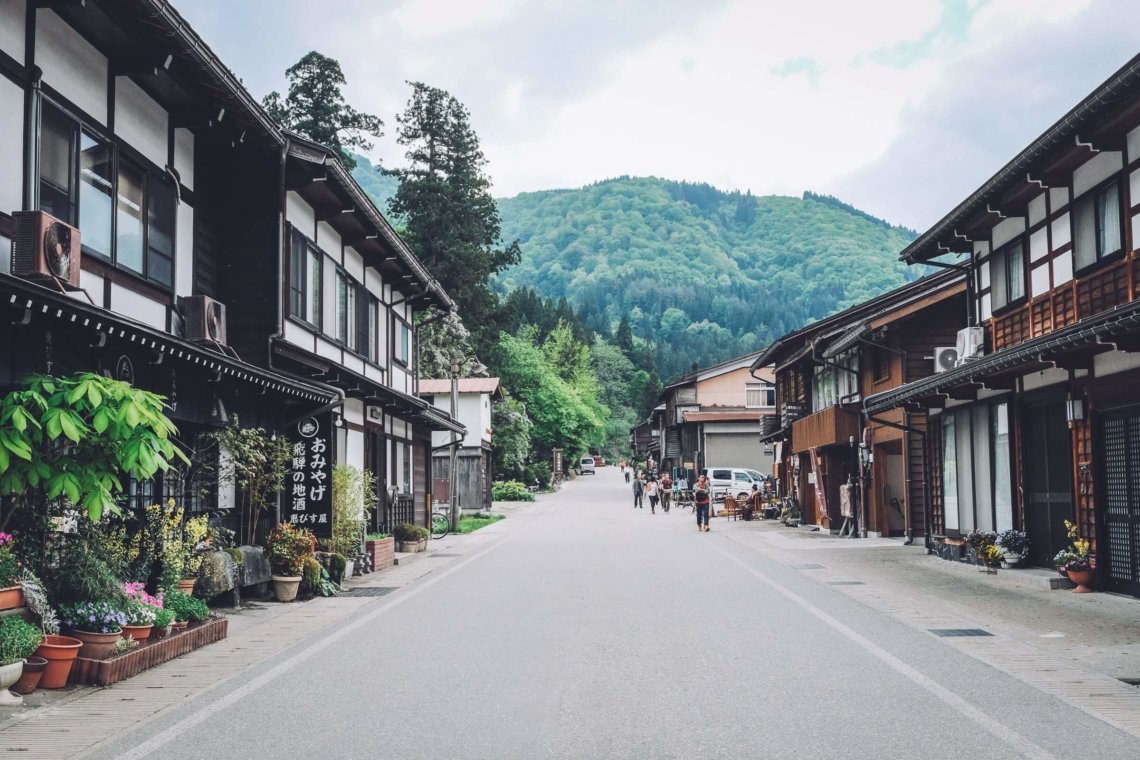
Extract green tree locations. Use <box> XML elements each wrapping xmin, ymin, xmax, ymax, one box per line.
<box><xmin>263</xmin><ymin>51</ymin><xmax>383</xmax><ymax>169</ymax></box>
<box><xmin>388</xmin><ymin>82</ymin><xmax>520</xmax><ymax>360</ymax></box>
<box><xmin>417</xmin><ymin>309</ymin><xmax>481</xmax><ymax>379</ymax></box>
<box><xmin>490</xmin><ymin>396</ymin><xmax>532</xmax><ymax>480</ymax></box>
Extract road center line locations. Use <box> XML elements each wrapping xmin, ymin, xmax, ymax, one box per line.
<box><xmin>106</xmin><ymin>503</ymin><xmax>547</xmax><ymax>760</ymax></box>
<box><xmin>708</xmin><ymin>542</ymin><xmax>1058</xmax><ymax>760</ymax></box>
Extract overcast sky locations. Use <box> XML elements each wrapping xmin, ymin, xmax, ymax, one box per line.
<box><xmin>180</xmin><ymin>0</ymin><xmax>1139</xmax><ymax>231</ymax></box>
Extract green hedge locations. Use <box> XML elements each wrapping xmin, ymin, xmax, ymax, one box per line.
<box><xmin>492</xmin><ymin>480</ymin><xmax>534</xmax><ymax>502</ymax></box>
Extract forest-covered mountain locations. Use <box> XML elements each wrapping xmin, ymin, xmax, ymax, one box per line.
<box><xmin>351</xmin><ymin>161</ymin><xmax>919</xmax><ymax>381</ymax></box>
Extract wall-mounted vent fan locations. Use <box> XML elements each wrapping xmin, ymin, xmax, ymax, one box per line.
<box><xmin>181</xmin><ymin>295</ymin><xmax>228</xmax><ymax>346</ymax></box>
<box><xmin>11</xmin><ymin>211</ymin><xmax>81</xmax><ymax>288</ymax></box>
<box><xmin>933</xmin><ymin>347</ymin><xmax>959</xmax><ymax>373</ymax></box>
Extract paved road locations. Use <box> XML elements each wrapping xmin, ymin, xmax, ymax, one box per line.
<box><xmin>87</xmin><ymin>469</ymin><xmax>1140</xmax><ymax>759</ymax></box>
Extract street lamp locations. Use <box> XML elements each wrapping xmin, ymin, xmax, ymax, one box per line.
<box><xmin>449</xmin><ymin>356</ymin><xmax>487</xmax><ymax>527</ymax></box>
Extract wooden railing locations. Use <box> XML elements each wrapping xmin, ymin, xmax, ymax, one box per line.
<box><xmin>791</xmin><ymin>405</ymin><xmax>858</xmax><ymax>451</ymax></box>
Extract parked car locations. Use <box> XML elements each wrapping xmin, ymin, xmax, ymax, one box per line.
<box><xmin>707</xmin><ymin>467</ymin><xmax>767</xmax><ymax>500</ymax></box>
<box><xmin>579</xmin><ymin>457</ymin><xmax>597</xmax><ymax>475</ymax></box>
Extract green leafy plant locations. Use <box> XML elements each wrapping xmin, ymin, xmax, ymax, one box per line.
<box><xmin>392</xmin><ymin>523</ymin><xmax>428</xmax><ymax>543</ymax></box>
<box><xmin>111</xmin><ymin>636</ymin><xmax>139</xmax><ymax>655</ymax></box>
<box><xmin>0</xmin><ymin>373</ymin><xmax>188</xmax><ymax>522</ymax></box>
<box><xmin>266</xmin><ymin>523</ymin><xmax>316</xmax><ymax>576</ymax></box>
<box><xmin>153</xmin><ymin>606</ymin><xmax>175</xmax><ymax>629</ymax></box>
<box><xmin>0</xmin><ymin>616</ymin><xmax>43</xmax><ymax>665</ymax></box>
<box><xmin>201</xmin><ymin>421</ymin><xmax>292</xmax><ymax>545</ymax></box>
<box><xmin>328</xmin><ymin>464</ymin><xmax>375</xmax><ymax>557</ymax></box>
<box><xmin>491</xmin><ymin>481</ymin><xmax>534</xmax><ymax>502</ymax></box>
<box><xmin>18</xmin><ymin>570</ymin><xmax>59</xmax><ymax>635</ymax></box>
<box><xmin>44</xmin><ymin>537</ymin><xmax>124</xmax><ymax>605</ymax></box>
<box><xmin>455</xmin><ymin>514</ymin><xmax>505</xmax><ymax>534</ymax></box>
<box><xmin>164</xmin><ymin>590</ymin><xmax>209</xmax><ymax>623</ymax></box>
<box><xmin>59</xmin><ymin>600</ymin><xmax>127</xmax><ymax>633</ymax></box>
<box><xmin>123</xmin><ymin>598</ymin><xmax>158</xmax><ymax>626</ymax></box>
<box><xmin>0</xmin><ymin>531</ymin><xmax>19</xmax><ymax>587</ymax></box>
<box><xmin>365</xmin><ymin>532</ymin><xmax>390</xmax><ymax>541</ymax></box>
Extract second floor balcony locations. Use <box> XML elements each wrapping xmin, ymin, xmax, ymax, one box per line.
<box><xmin>792</xmin><ymin>404</ymin><xmax>858</xmax><ymax>451</ymax></box>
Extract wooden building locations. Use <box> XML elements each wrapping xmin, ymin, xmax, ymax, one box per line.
<box><xmin>420</xmin><ymin>377</ymin><xmax>502</xmax><ymax>513</ymax></box>
<box><xmin>864</xmin><ymin>53</ymin><xmax>1140</xmax><ymax>596</ymax></box>
<box><xmin>755</xmin><ymin>271</ymin><xmax>966</xmax><ymax>536</ymax></box>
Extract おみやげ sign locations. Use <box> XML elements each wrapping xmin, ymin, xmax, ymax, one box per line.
<box><xmin>285</xmin><ymin>413</ymin><xmax>334</xmax><ymax>537</ymax></box>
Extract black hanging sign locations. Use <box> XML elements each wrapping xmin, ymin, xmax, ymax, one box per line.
<box><xmin>285</xmin><ymin>413</ymin><xmax>334</xmax><ymax>538</ymax></box>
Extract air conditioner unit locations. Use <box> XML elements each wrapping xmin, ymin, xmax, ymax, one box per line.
<box><xmin>181</xmin><ymin>295</ymin><xmax>228</xmax><ymax>346</ymax></box>
<box><xmin>933</xmin><ymin>347</ymin><xmax>959</xmax><ymax>373</ymax></box>
<box><xmin>11</xmin><ymin>210</ymin><xmax>81</xmax><ymax>288</ymax></box>
<box><xmin>955</xmin><ymin>326</ymin><xmax>984</xmax><ymax>363</ymax></box>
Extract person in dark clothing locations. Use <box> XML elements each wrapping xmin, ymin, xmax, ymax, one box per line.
<box><xmin>633</xmin><ymin>476</ymin><xmax>644</xmax><ymax>508</ymax></box>
<box><xmin>694</xmin><ymin>474</ymin><xmax>711</xmax><ymax>531</ymax></box>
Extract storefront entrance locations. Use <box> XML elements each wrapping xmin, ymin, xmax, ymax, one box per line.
<box><xmin>1099</xmin><ymin>408</ymin><xmax>1140</xmax><ymax>597</ymax></box>
<box><xmin>1022</xmin><ymin>400</ymin><xmax>1073</xmax><ymax>568</ymax></box>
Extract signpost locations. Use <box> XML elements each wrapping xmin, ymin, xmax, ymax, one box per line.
<box><xmin>286</xmin><ymin>413</ymin><xmax>334</xmax><ymax>538</ymax></box>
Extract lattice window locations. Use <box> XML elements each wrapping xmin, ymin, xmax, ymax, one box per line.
<box><xmin>992</xmin><ymin>308</ymin><xmax>1029</xmax><ymax>350</ymax></box>
<box><xmin>1029</xmin><ymin>299</ymin><xmax>1052</xmax><ymax>337</ymax></box>
<box><xmin>1076</xmin><ymin>262</ymin><xmax>1129</xmax><ymax>319</ymax></box>
<box><xmin>1101</xmin><ymin>417</ymin><xmax>1132</xmax><ymax>585</ymax></box>
<box><xmin>930</xmin><ymin>415</ymin><xmax>944</xmax><ymax>534</ymax></box>
<box><xmin>1051</xmin><ymin>288</ymin><xmax>1076</xmax><ymax>329</ymax></box>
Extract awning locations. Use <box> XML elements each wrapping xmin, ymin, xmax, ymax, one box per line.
<box><xmin>864</xmin><ymin>299</ymin><xmax>1140</xmax><ymax>414</ymax></box>
<box><xmin>2</xmin><ymin>275</ymin><xmax>337</xmax><ymax>403</ymax></box>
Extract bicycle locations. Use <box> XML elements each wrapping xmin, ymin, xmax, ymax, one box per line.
<box><xmin>430</xmin><ymin>505</ymin><xmax>454</xmax><ymax>539</ymax></box>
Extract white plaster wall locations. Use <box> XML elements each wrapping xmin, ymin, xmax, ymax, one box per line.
<box><xmin>286</xmin><ymin>191</ymin><xmax>315</xmax><ymax>235</ymax></box>
<box><xmin>78</xmin><ymin>268</ymin><xmax>102</xmax><ymax>299</ymax></box>
<box><xmin>115</xmin><ymin>77</ymin><xmax>168</xmax><ymax>169</ymax></box>
<box><xmin>110</xmin><ymin>282</ymin><xmax>166</xmax><ymax>328</ymax></box>
<box><xmin>283</xmin><ymin>319</ymin><xmax>311</xmax><ymax>349</ymax></box>
<box><xmin>1072</xmin><ymin>151</ymin><xmax>1123</xmax><ymax>199</ymax></box>
<box><xmin>173</xmin><ymin>128</ymin><xmax>194</xmax><ymax>191</ymax></box>
<box><xmin>1021</xmin><ymin>367</ymin><xmax>1068</xmax><ymax>392</ymax></box>
<box><xmin>1049</xmin><ymin>187</ymin><xmax>1069</xmax><ymax>212</ymax></box>
<box><xmin>36</xmin><ymin>10</ymin><xmax>106</xmax><ymax>125</ymax></box>
<box><xmin>364</xmin><ymin>364</ymin><xmax>383</xmax><ymax>384</ymax></box>
<box><xmin>1093</xmin><ymin>349</ymin><xmax>1140</xmax><ymax>378</ymax></box>
<box><xmin>391</xmin><ymin>365</ymin><xmax>408</xmax><ymax>394</ymax></box>
<box><xmin>317</xmin><ymin>221</ymin><xmax>341</xmax><ymax>262</ymax></box>
<box><xmin>1029</xmin><ymin>227</ymin><xmax>1048</xmax><ymax>263</ymax></box>
<box><xmin>342</xmin><ymin>354</ymin><xmax>364</xmax><ymax>374</ymax></box>
<box><xmin>0</xmin><ymin>76</ymin><xmax>22</xmax><ymax>214</ymax></box>
<box><xmin>1028</xmin><ymin>193</ymin><xmax>1047</xmax><ymax>227</ymax></box>
<box><xmin>346</xmin><ymin>428</ymin><xmax>364</xmax><ymax>469</ymax></box>
<box><xmin>343</xmin><ymin>398</ymin><xmax>364</xmax><ymax>425</ymax></box>
<box><xmin>315</xmin><ymin>334</ymin><xmax>340</xmax><ymax>362</ymax></box>
<box><xmin>0</xmin><ymin>0</ymin><xmax>25</xmax><ymax>62</ymax></box>
<box><xmin>1051</xmin><ymin>213</ymin><xmax>1071</xmax><ymax>250</ymax></box>
<box><xmin>344</xmin><ymin>247</ymin><xmax>364</xmax><ymax>282</ymax></box>
<box><xmin>1130</xmin><ymin>168</ymin><xmax>1140</xmax><ymax>211</ymax></box>
<box><xmin>481</xmin><ymin>393</ymin><xmax>492</xmax><ymax>444</ymax></box>
<box><xmin>174</xmin><ymin>201</ymin><xmax>194</xmax><ymax>299</ymax></box>
<box><xmin>1128</xmin><ymin>124</ymin><xmax>1140</xmax><ymax>165</ymax></box>
<box><xmin>991</xmin><ymin>217</ymin><xmax>1026</xmax><ymax>250</ymax></box>
<box><xmin>365</xmin><ymin>269</ymin><xmax>383</xmax><ymax>299</ymax></box>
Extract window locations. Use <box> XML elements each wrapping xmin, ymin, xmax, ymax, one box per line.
<box><xmin>990</xmin><ymin>239</ymin><xmax>1025</xmax><ymax>311</ymax></box>
<box><xmin>288</xmin><ymin>227</ymin><xmax>322</xmax><ymax>328</ymax></box>
<box><xmin>395</xmin><ymin>319</ymin><xmax>411</xmax><ymax>365</ymax></box>
<box><xmin>811</xmin><ymin>353</ymin><xmax>859</xmax><ymax>412</ymax></box>
<box><xmin>335</xmin><ymin>270</ymin><xmax>349</xmax><ymax>343</ymax></box>
<box><xmin>1073</xmin><ymin>179</ymin><xmax>1122</xmax><ymax>270</ymax></box>
<box><xmin>39</xmin><ymin>103</ymin><xmax>175</xmax><ymax>287</ymax></box>
<box><xmin>746</xmin><ymin>383</ymin><xmax>774</xmax><ymax>408</ymax></box>
<box><xmin>938</xmin><ymin>400</ymin><xmax>1013</xmax><ymax>535</ymax></box>
<box><xmin>366</xmin><ymin>297</ymin><xmax>379</xmax><ymax>362</ymax></box>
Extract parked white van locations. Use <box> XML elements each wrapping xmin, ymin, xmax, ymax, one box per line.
<box><xmin>707</xmin><ymin>467</ymin><xmax>767</xmax><ymax>500</ymax></box>
<box><xmin>579</xmin><ymin>457</ymin><xmax>597</xmax><ymax>475</ymax></box>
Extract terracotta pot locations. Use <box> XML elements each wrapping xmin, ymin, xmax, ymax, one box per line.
<box><xmin>272</xmin><ymin>574</ymin><xmax>302</xmax><ymax>602</ymax></box>
<box><xmin>33</xmin><ymin>635</ymin><xmax>82</xmax><ymax>689</ymax></box>
<box><xmin>396</xmin><ymin>541</ymin><xmax>418</xmax><ymax>553</ymax></box>
<box><xmin>0</xmin><ymin>660</ymin><xmax>23</xmax><ymax>705</ymax></box>
<box><xmin>0</xmin><ymin>585</ymin><xmax>24</xmax><ymax>611</ymax></box>
<box><xmin>69</xmin><ymin>629</ymin><xmax>122</xmax><ymax>660</ymax></box>
<box><xmin>171</xmin><ymin>620</ymin><xmax>189</xmax><ymax>633</ymax></box>
<box><xmin>11</xmin><ymin>656</ymin><xmax>47</xmax><ymax>695</ymax></box>
<box><xmin>122</xmin><ymin>624</ymin><xmax>154</xmax><ymax>641</ymax></box>
<box><xmin>1068</xmin><ymin>568</ymin><xmax>1096</xmax><ymax>593</ymax></box>
<box><xmin>153</xmin><ymin>624</ymin><xmax>172</xmax><ymax>640</ymax></box>
<box><xmin>176</xmin><ymin>578</ymin><xmax>197</xmax><ymax>594</ymax></box>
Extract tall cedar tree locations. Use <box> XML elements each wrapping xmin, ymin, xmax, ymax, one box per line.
<box><xmin>263</xmin><ymin>52</ymin><xmax>383</xmax><ymax>169</ymax></box>
<box><xmin>388</xmin><ymin>82</ymin><xmax>520</xmax><ymax>361</ymax></box>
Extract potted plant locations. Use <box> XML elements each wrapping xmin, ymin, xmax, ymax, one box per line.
<box><xmin>393</xmin><ymin>523</ymin><xmax>420</xmax><ymax>553</ymax></box>
<box><xmin>0</xmin><ymin>532</ymin><xmax>24</xmax><ymax>611</ymax></box>
<box><xmin>22</xmin><ymin>570</ymin><xmax>81</xmax><ymax>690</ymax></box>
<box><xmin>59</xmin><ymin>600</ymin><xmax>128</xmax><ymax>659</ymax></box>
<box><xmin>996</xmin><ymin>529</ymin><xmax>1030</xmax><ymax>567</ymax></box>
<box><xmin>266</xmin><ymin>523</ymin><xmax>316</xmax><ymax>602</ymax></box>
<box><xmin>1060</xmin><ymin>520</ymin><xmax>1096</xmax><ymax>593</ymax></box>
<box><xmin>152</xmin><ymin>606</ymin><xmax>175</xmax><ymax>639</ymax></box>
<box><xmin>1053</xmin><ymin>549</ymin><xmax>1078</xmax><ymax>577</ymax></box>
<box><xmin>964</xmin><ymin>529</ymin><xmax>997</xmax><ymax>568</ymax></box>
<box><xmin>164</xmin><ymin>590</ymin><xmax>210</xmax><ymax>628</ymax></box>
<box><xmin>0</xmin><ymin>616</ymin><xmax>42</xmax><ymax>705</ymax></box>
<box><xmin>328</xmin><ymin>465</ymin><xmax>375</xmax><ymax>578</ymax></box>
<box><xmin>416</xmin><ymin>525</ymin><xmax>429</xmax><ymax>552</ymax></box>
<box><xmin>365</xmin><ymin>532</ymin><xmax>394</xmax><ymax>570</ymax></box>
<box><xmin>122</xmin><ymin>598</ymin><xmax>158</xmax><ymax>641</ymax></box>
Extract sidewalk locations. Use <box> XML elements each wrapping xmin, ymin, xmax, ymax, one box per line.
<box><xmin>0</xmin><ymin>499</ymin><xmax>533</xmax><ymax>759</ymax></box>
<box><xmin>719</xmin><ymin>516</ymin><xmax>1140</xmax><ymax>680</ymax></box>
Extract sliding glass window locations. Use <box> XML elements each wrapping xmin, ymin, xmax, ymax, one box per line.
<box><xmin>939</xmin><ymin>400</ymin><xmax>1013</xmax><ymax>535</ymax></box>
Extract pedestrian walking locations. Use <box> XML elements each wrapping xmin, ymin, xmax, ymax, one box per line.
<box><xmin>646</xmin><ymin>478</ymin><xmax>659</xmax><ymax>514</ymax></box>
<box><xmin>660</xmin><ymin>473</ymin><xmax>673</xmax><ymax>512</ymax></box>
<box><xmin>694</xmin><ymin>474</ymin><xmax>711</xmax><ymax>532</ymax></box>
<box><xmin>633</xmin><ymin>475</ymin><xmax>644</xmax><ymax>508</ymax></box>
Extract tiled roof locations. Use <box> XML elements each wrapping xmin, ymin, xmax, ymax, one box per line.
<box><xmin>418</xmin><ymin>377</ymin><xmax>502</xmax><ymax>395</ymax></box>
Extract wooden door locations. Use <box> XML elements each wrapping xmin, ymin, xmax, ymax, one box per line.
<box><xmin>1022</xmin><ymin>400</ymin><xmax>1072</xmax><ymax>567</ymax></box>
<box><xmin>1100</xmin><ymin>410</ymin><xmax>1140</xmax><ymax>596</ymax></box>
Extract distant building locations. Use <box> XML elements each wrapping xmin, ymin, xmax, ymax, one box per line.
<box><xmin>420</xmin><ymin>378</ymin><xmax>502</xmax><ymax>512</ymax></box>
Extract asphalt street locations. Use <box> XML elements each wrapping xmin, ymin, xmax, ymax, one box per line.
<box><xmin>85</xmin><ymin>469</ymin><xmax>1140</xmax><ymax>760</ymax></box>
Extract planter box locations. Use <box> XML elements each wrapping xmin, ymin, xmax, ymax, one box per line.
<box><xmin>367</xmin><ymin>537</ymin><xmax>395</xmax><ymax>570</ymax></box>
<box><xmin>70</xmin><ymin>617</ymin><xmax>228</xmax><ymax>687</ymax></box>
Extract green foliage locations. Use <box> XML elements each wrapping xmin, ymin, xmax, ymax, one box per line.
<box><xmin>455</xmin><ymin>514</ymin><xmax>505</xmax><ymax>534</ymax></box>
<box><xmin>491</xmin><ymin>481</ymin><xmax>534</xmax><ymax>502</ymax></box>
<box><xmin>0</xmin><ymin>616</ymin><xmax>43</xmax><ymax>665</ymax></box>
<box><xmin>393</xmin><ymin>523</ymin><xmax>429</xmax><ymax>543</ymax></box>
<box><xmin>153</xmin><ymin>606</ymin><xmax>175</xmax><ymax>629</ymax></box>
<box><xmin>43</xmin><ymin>536</ymin><xmax>124</xmax><ymax>605</ymax></box>
<box><xmin>326</xmin><ymin>553</ymin><xmax>347</xmax><ymax>584</ymax></box>
<box><xmin>266</xmin><ymin>523</ymin><xmax>316</xmax><ymax>576</ymax></box>
<box><xmin>300</xmin><ymin>555</ymin><xmax>322</xmax><ymax>594</ymax></box>
<box><xmin>388</xmin><ymin>81</ymin><xmax>520</xmax><ymax>359</ymax></box>
<box><xmin>19</xmin><ymin>570</ymin><xmax>59</xmax><ymax>635</ymax></box>
<box><xmin>328</xmin><ymin>464</ymin><xmax>375</xmax><ymax>558</ymax></box>
<box><xmin>490</xmin><ymin>397</ymin><xmax>532</xmax><ymax>480</ymax></box>
<box><xmin>164</xmin><ymin>590</ymin><xmax>209</xmax><ymax>623</ymax></box>
<box><xmin>202</xmin><ymin>422</ymin><xmax>292</xmax><ymax>545</ymax></box>
<box><xmin>262</xmin><ymin>51</ymin><xmax>383</xmax><ymax>169</ymax></box>
<box><xmin>0</xmin><ymin>373</ymin><xmax>188</xmax><ymax>522</ymax></box>
<box><xmin>365</xmin><ymin>533</ymin><xmax>390</xmax><ymax>541</ymax></box>
<box><xmin>494</xmin><ymin>178</ymin><xmax>919</xmax><ymax>379</ymax></box>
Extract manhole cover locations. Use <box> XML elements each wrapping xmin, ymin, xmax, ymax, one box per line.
<box><xmin>929</xmin><ymin>628</ymin><xmax>992</xmax><ymax>638</ymax></box>
<box><xmin>791</xmin><ymin>563</ymin><xmax>825</xmax><ymax>570</ymax></box>
<box><xmin>342</xmin><ymin>587</ymin><xmax>398</xmax><ymax>598</ymax></box>
<box><xmin>826</xmin><ymin>581</ymin><xmax>866</xmax><ymax>586</ymax></box>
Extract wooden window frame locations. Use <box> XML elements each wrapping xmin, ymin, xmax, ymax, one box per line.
<box><xmin>1072</xmin><ymin>176</ymin><xmax>1125</xmax><ymax>276</ymax></box>
<box><xmin>990</xmin><ymin>237</ymin><xmax>1027</xmax><ymax>315</ymax></box>
<box><xmin>287</xmin><ymin>225</ymin><xmax>322</xmax><ymax>330</ymax></box>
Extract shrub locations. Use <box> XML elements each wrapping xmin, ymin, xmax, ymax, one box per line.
<box><xmin>266</xmin><ymin>523</ymin><xmax>316</xmax><ymax>576</ymax></box>
<box><xmin>328</xmin><ymin>464</ymin><xmax>375</xmax><ymax>557</ymax></box>
<box><xmin>393</xmin><ymin>523</ymin><xmax>419</xmax><ymax>542</ymax></box>
<box><xmin>327</xmin><ymin>553</ymin><xmax>347</xmax><ymax>584</ymax></box>
<box><xmin>300</xmin><ymin>555</ymin><xmax>322</xmax><ymax>595</ymax></box>
<box><xmin>164</xmin><ymin>590</ymin><xmax>209</xmax><ymax>622</ymax></box>
<box><xmin>0</xmin><ymin>532</ymin><xmax>20</xmax><ymax>587</ymax></box>
<box><xmin>0</xmin><ymin>616</ymin><xmax>43</xmax><ymax>666</ymax></box>
<box><xmin>492</xmin><ymin>481</ymin><xmax>534</xmax><ymax>502</ymax></box>
<box><xmin>153</xmin><ymin>606</ymin><xmax>175</xmax><ymax>629</ymax></box>
<box><xmin>365</xmin><ymin>533</ymin><xmax>390</xmax><ymax>541</ymax></box>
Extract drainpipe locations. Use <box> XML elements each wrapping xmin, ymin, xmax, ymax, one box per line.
<box><xmin>22</xmin><ymin>67</ymin><xmax>42</xmax><ymax>211</ymax></box>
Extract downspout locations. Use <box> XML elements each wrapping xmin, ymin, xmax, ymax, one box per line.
<box><xmin>22</xmin><ymin>66</ymin><xmax>42</xmax><ymax>211</ymax></box>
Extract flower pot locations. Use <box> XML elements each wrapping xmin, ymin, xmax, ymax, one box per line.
<box><xmin>122</xmin><ymin>624</ymin><xmax>154</xmax><ymax>642</ymax></box>
<box><xmin>0</xmin><ymin>585</ymin><xmax>24</xmax><ymax>611</ymax></box>
<box><xmin>69</xmin><ymin>629</ymin><xmax>122</xmax><ymax>660</ymax></box>
<box><xmin>0</xmin><ymin>660</ymin><xmax>23</xmax><ymax>706</ymax></box>
<box><xmin>396</xmin><ymin>541</ymin><xmax>418</xmax><ymax>553</ymax></box>
<box><xmin>171</xmin><ymin>620</ymin><xmax>188</xmax><ymax>633</ymax></box>
<box><xmin>33</xmin><ymin>635</ymin><xmax>82</xmax><ymax>689</ymax></box>
<box><xmin>343</xmin><ymin>559</ymin><xmax>355</xmax><ymax>580</ymax></box>
<box><xmin>153</xmin><ymin>624</ymin><xmax>172</xmax><ymax>640</ymax></box>
<box><xmin>11</xmin><ymin>656</ymin><xmax>47</xmax><ymax>695</ymax></box>
<box><xmin>1068</xmin><ymin>568</ymin><xmax>1096</xmax><ymax>593</ymax></box>
<box><xmin>272</xmin><ymin>574</ymin><xmax>303</xmax><ymax>602</ymax></box>
<box><xmin>176</xmin><ymin>578</ymin><xmax>197</xmax><ymax>594</ymax></box>
<box><xmin>416</xmin><ymin>538</ymin><xmax>428</xmax><ymax>552</ymax></box>
<box><xmin>1001</xmin><ymin>552</ymin><xmax>1022</xmax><ymax>567</ymax></box>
